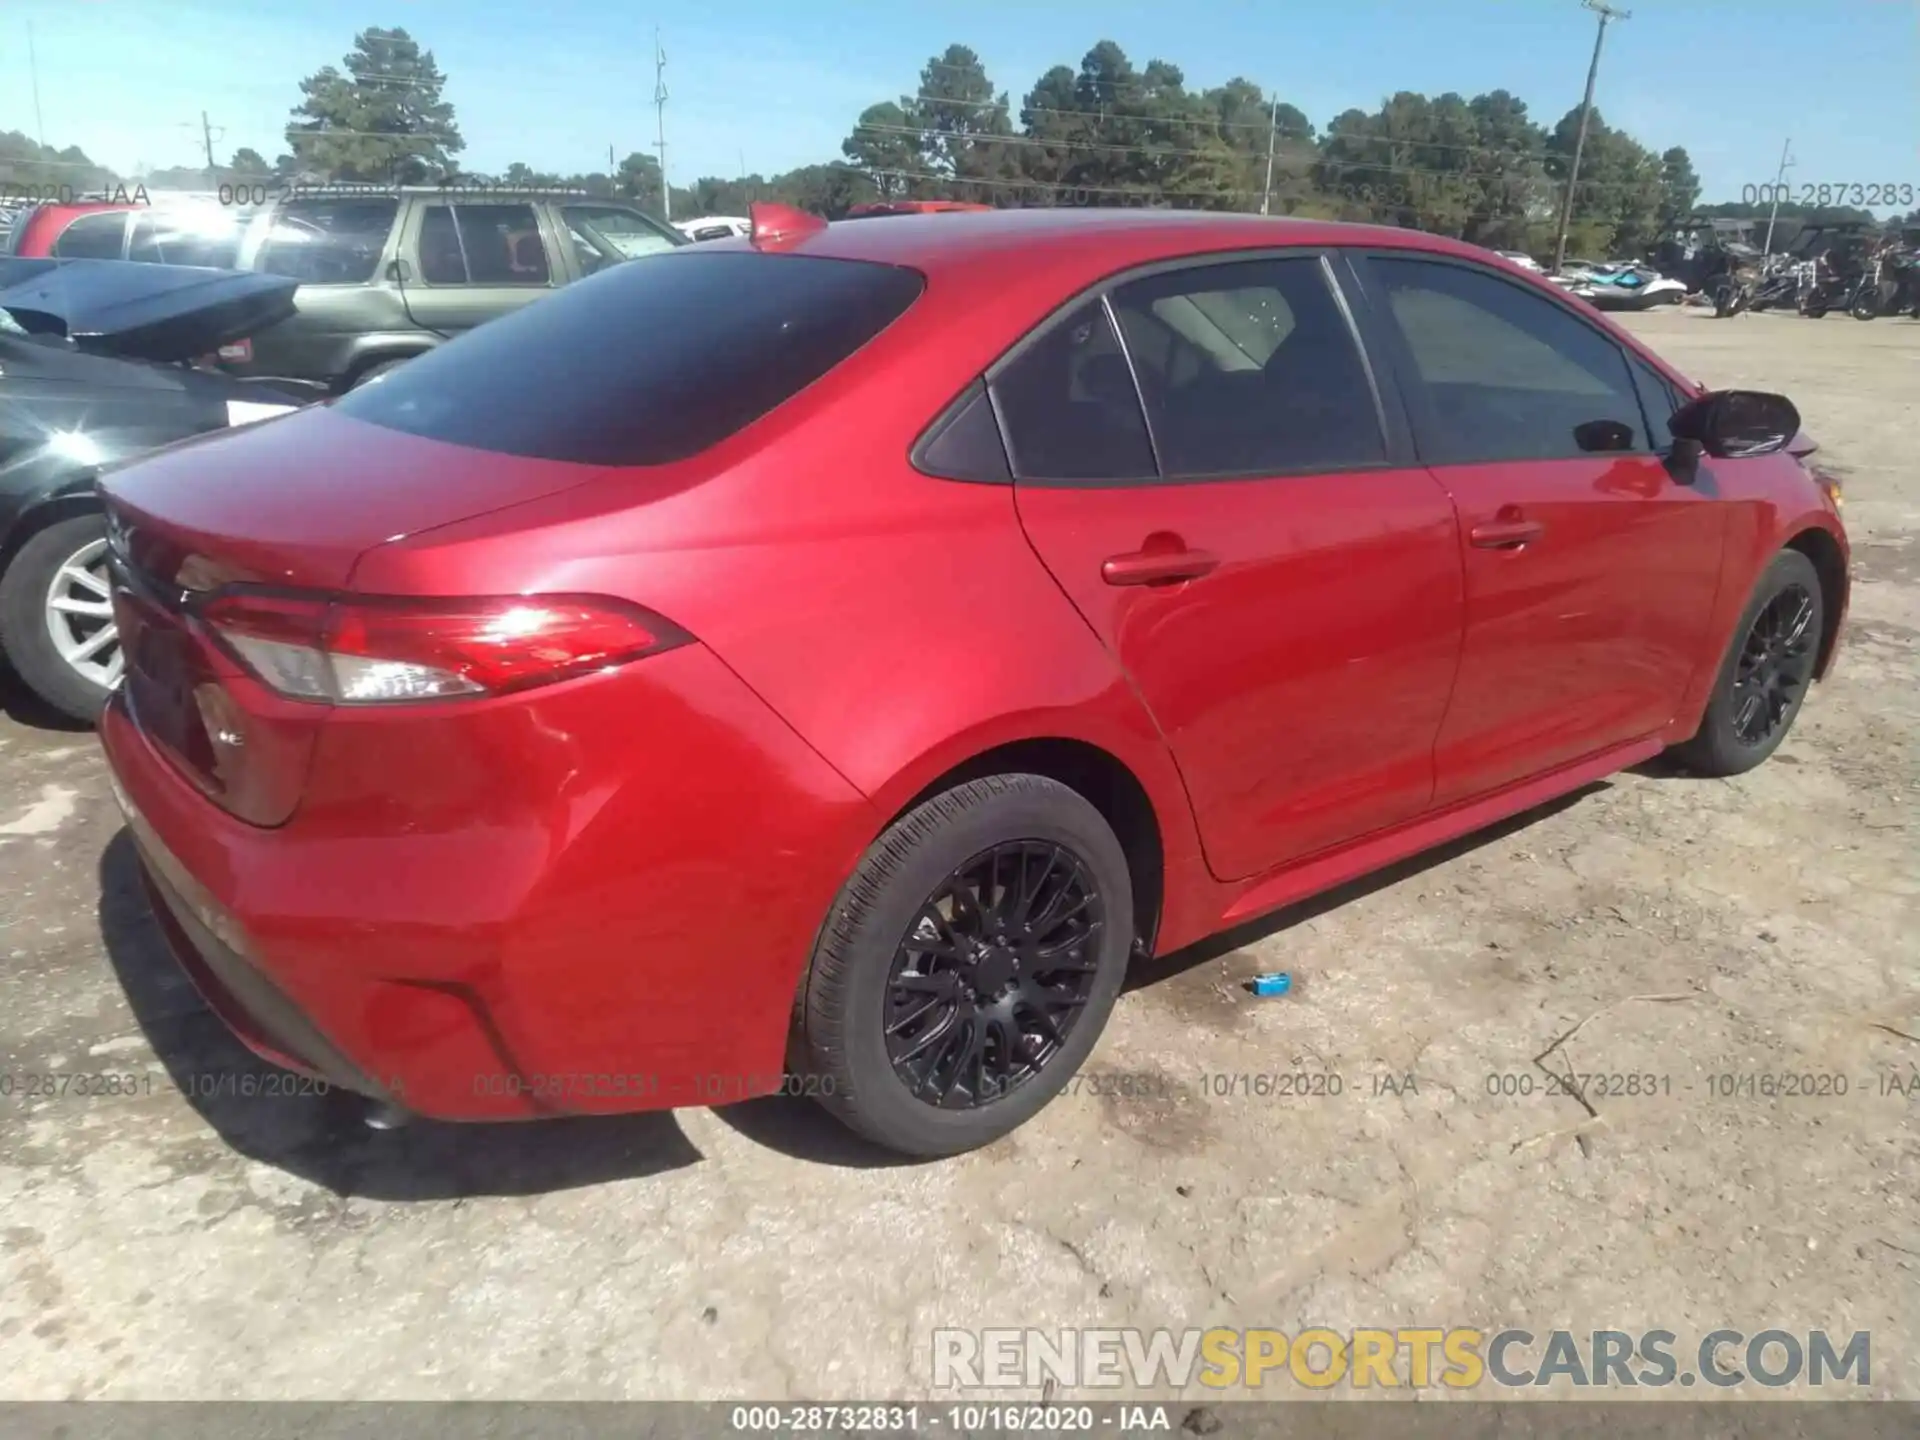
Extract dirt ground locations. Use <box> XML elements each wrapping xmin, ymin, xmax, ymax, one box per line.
<box><xmin>1</xmin><ymin>308</ymin><xmax>1915</xmax><ymax>1406</ymax></box>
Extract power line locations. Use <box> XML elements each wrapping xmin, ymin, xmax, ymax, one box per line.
<box><xmin>26</xmin><ymin>20</ymin><xmax>47</xmax><ymax>150</ymax></box>
<box><xmin>865</xmin><ymin>165</ymin><xmax>1572</xmax><ymax>222</ymax></box>
<box><xmin>850</xmin><ymin>123</ymin><xmax>1673</xmax><ymax>195</ymax></box>
<box><xmin>879</xmin><ymin>87</ymin><xmax>1575</xmax><ymax>162</ymax></box>
<box><xmin>858</xmin><ymin>107</ymin><xmax>1604</xmax><ymax>167</ymax></box>
<box><xmin>859</xmin><ymin>119</ymin><xmax>1479</xmax><ymax>170</ymax></box>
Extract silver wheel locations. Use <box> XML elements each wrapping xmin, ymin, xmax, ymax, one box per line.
<box><xmin>42</xmin><ymin>536</ymin><xmax>122</xmax><ymax>689</ymax></box>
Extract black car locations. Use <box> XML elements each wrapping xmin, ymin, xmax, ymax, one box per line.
<box><xmin>0</xmin><ymin>258</ymin><xmax>311</xmax><ymax>721</ymax></box>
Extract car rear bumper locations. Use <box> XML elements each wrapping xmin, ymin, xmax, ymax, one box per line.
<box><xmin>98</xmin><ymin>644</ymin><xmax>878</xmax><ymax>1121</ymax></box>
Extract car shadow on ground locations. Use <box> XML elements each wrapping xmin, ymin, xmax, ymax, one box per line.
<box><xmin>719</xmin><ymin>781</ymin><xmax>1611</xmax><ymax>1169</ymax></box>
<box><xmin>96</xmin><ymin>781</ymin><xmax>1612</xmax><ymax>1186</ymax></box>
<box><xmin>0</xmin><ymin>662</ymin><xmax>92</xmax><ymax>732</ymax></box>
<box><xmin>95</xmin><ymin>830</ymin><xmax>703</xmax><ymax>1201</ymax></box>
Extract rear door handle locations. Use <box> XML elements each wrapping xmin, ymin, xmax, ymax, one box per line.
<box><xmin>1101</xmin><ymin>548</ymin><xmax>1220</xmax><ymax>586</ymax></box>
<box><xmin>1469</xmin><ymin>519</ymin><xmax>1545</xmax><ymax>549</ymax></box>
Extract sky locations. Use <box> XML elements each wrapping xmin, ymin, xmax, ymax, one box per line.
<box><xmin>4</xmin><ymin>0</ymin><xmax>1916</xmax><ymax>209</ymax></box>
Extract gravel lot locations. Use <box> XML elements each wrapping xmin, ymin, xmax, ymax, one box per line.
<box><xmin>1</xmin><ymin>308</ymin><xmax>1915</xmax><ymax>1404</ymax></box>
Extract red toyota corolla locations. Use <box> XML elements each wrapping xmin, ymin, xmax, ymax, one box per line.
<box><xmin>97</xmin><ymin>204</ymin><xmax>1848</xmax><ymax>1156</ymax></box>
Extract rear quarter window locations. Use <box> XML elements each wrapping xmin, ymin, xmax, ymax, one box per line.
<box><xmin>335</xmin><ymin>250</ymin><xmax>924</xmax><ymax>465</ymax></box>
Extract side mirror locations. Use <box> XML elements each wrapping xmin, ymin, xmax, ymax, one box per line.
<box><xmin>385</xmin><ymin>258</ymin><xmax>412</xmax><ymax>283</ymax></box>
<box><xmin>1669</xmin><ymin>389</ymin><xmax>1801</xmax><ymax>459</ymax></box>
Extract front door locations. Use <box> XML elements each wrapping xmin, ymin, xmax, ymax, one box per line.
<box><xmin>1355</xmin><ymin>254</ymin><xmax>1728</xmax><ymax>805</ymax></box>
<box><xmin>999</xmin><ymin>254</ymin><xmax>1464</xmax><ymax>882</ymax></box>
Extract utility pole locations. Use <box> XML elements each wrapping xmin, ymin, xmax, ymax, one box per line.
<box><xmin>1762</xmin><ymin>137</ymin><xmax>1795</xmax><ymax>257</ymax></box>
<box><xmin>1259</xmin><ymin>96</ymin><xmax>1279</xmax><ymax>216</ymax></box>
<box><xmin>653</xmin><ymin>27</ymin><xmax>671</xmax><ymax>221</ymax></box>
<box><xmin>1551</xmin><ymin>0</ymin><xmax>1631</xmax><ymax>275</ymax></box>
<box><xmin>200</xmin><ymin>111</ymin><xmax>225</xmax><ymax>188</ymax></box>
<box><xmin>27</xmin><ymin>21</ymin><xmax>47</xmax><ymax>151</ymax></box>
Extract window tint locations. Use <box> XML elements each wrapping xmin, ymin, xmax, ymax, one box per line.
<box><xmin>336</xmin><ymin>251</ymin><xmax>922</xmax><ymax>465</ymax></box>
<box><xmin>565</xmin><ymin>204</ymin><xmax>681</xmax><ymax>263</ymax></box>
<box><xmin>128</xmin><ymin>210</ymin><xmax>245</xmax><ymax>268</ymax></box>
<box><xmin>1110</xmin><ymin>258</ymin><xmax>1384</xmax><ymax>476</ymax></box>
<box><xmin>1373</xmin><ymin>257</ymin><xmax>1645</xmax><ymax>463</ymax></box>
<box><xmin>418</xmin><ymin>203</ymin><xmax>550</xmax><ymax>285</ymax></box>
<box><xmin>1628</xmin><ymin>357</ymin><xmax>1683</xmax><ymax>451</ymax></box>
<box><xmin>51</xmin><ymin>212</ymin><xmax>127</xmax><ymax>259</ymax></box>
<box><xmin>991</xmin><ymin>299</ymin><xmax>1156</xmax><ymax>482</ymax></box>
<box><xmin>258</xmin><ymin>198</ymin><xmax>398</xmax><ymax>284</ymax></box>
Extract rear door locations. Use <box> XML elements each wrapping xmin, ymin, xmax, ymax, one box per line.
<box><xmin>396</xmin><ymin>199</ymin><xmax>560</xmax><ymax>332</ymax></box>
<box><xmin>1002</xmin><ymin>253</ymin><xmax>1464</xmax><ymax>882</ymax></box>
<box><xmin>244</xmin><ymin>195</ymin><xmax>408</xmax><ymax>383</ymax></box>
<box><xmin>1352</xmin><ymin>252</ymin><xmax>1727</xmax><ymax>805</ymax></box>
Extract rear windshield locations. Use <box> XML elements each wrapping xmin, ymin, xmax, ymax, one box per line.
<box><xmin>336</xmin><ymin>251</ymin><xmax>924</xmax><ymax>465</ymax></box>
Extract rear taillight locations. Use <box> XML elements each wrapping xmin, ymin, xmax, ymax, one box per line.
<box><xmin>199</xmin><ymin>590</ymin><xmax>690</xmax><ymax>705</ymax></box>
<box><xmin>217</xmin><ymin>339</ymin><xmax>252</xmax><ymax>363</ymax></box>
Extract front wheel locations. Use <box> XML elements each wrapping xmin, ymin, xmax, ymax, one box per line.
<box><xmin>1669</xmin><ymin>549</ymin><xmax>1823</xmax><ymax>778</ymax></box>
<box><xmin>0</xmin><ymin>514</ymin><xmax>119</xmax><ymax>724</ymax></box>
<box><xmin>800</xmin><ymin>774</ymin><xmax>1134</xmax><ymax>1157</ymax></box>
<box><xmin>1849</xmin><ymin>288</ymin><xmax>1880</xmax><ymax>321</ymax></box>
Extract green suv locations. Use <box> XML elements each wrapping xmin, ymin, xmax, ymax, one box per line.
<box><xmin>212</xmin><ymin>187</ymin><xmax>684</xmax><ymax>392</ymax></box>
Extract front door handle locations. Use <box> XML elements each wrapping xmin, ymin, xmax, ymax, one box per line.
<box><xmin>1469</xmin><ymin>519</ymin><xmax>1545</xmax><ymax>550</ymax></box>
<box><xmin>1101</xmin><ymin>547</ymin><xmax>1220</xmax><ymax>586</ymax></box>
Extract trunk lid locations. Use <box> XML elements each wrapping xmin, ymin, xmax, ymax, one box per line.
<box><xmin>99</xmin><ymin>406</ymin><xmax>616</xmax><ymax>825</ymax></box>
<box><xmin>0</xmin><ymin>257</ymin><xmax>297</xmax><ymax>363</ymax></box>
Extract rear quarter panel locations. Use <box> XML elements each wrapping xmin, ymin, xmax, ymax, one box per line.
<box><xmin>349</xmin><ymin>255</ymin><xmax>1214</xmax><ymax>949</ymax></box>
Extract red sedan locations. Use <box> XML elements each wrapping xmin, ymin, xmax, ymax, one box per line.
<box><xmin>97</xmin><ymin>204</ymin><xmax>1848</xmax><ymax>1156</ymax></box>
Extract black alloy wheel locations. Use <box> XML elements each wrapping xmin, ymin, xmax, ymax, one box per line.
<box><xmin>1729</xmin><ymin>582</ymin><xmax>1818</xmax><ymax>748</ymax></box>
<box><xmin>799</xmin><ymin>773</ymin><xmax>1134</xmax><ymax>1157</ymax></box>
<box><xmin>1670</xmin><ymin>548</ymin><xmax>1825</xmax><ymax>778</ymax></box>
<box><xmin>884</xmin><ymin>840</ymin><xmax>1105</xmax><ymax>1109</ymax></box>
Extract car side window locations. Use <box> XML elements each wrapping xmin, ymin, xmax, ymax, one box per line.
<box><xmin>563</xmin><ymin>204</ymin><xmax>681</xmax><ymax>264</ymax></box>
<box><xmin>1371</xmin><ymin>256</ymin><xmax>1647</xmax><ymax>464</ymax></box>
<box><xmin>419</xmin><ymin>203</ymin><xmax>551</xmax><ymax>286</ymax></box>
<box><xmin>1109</xmin><ymin>258</ymin><xmax>1385</xmax><ymax>477</ymax></box>
<box><xmin>51</xmin><ymin>212</ymin><xmax>128</xmax><ymax>259</ymax></box>
<box><xmin>990</xmin><ymin>298</ymin><xmax>1157</xmax><ymax>483</ymax></box>
<box><xmin>1628</xmin><ymin>357</ymin><xmax>1683</xmax><ymax>451</ymax></box>
<box><xmin>259</xmin><ymin>198</ymin><xmax>399</xmax><ymax>284</ymax></box>
<box><xmin>128</xmin><ymin>211</ymin><xmax>244</xmax><ymax>268</ymax></box>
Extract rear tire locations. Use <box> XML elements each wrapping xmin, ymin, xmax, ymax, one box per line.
<box><xmin>801</xmin><ymin>774</ymin><xmax>1133</xmax><ymax>1157</ymax></box>
<box><xmin>0</xmin><ymin>514</ymin><xmax>116</xmax><ymax>725</ymax></box>
<box><xmin>1669</xmin><ymin>549</ymin><xmax>1823</xmax><ymax>778</ymax></box>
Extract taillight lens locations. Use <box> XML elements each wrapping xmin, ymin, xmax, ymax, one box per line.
<box><xmin>199</xmin><ymin>590</ymin><xmax>689</xmax><ymax>705</ymax></box>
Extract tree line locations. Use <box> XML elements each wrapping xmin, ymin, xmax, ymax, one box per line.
<box><xmin>6</xmin><ymin>27</ymin><xmax>1915</xmax><ymax>261</ymax></box>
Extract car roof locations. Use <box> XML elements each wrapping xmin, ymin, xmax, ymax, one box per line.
<box><xmin>774</xmin><ymin>207</ymin><xmax>1501</xmax><ymax>282</ymax></box>
<box><xmin>28</xmin><ymin>201</ymin><xmax>141</xmax><ymax>219</ymax></box>
<box><xmin>272</xmin><ymin>185</ymin><xmax>609</xmax><ymax>199</ymax></box>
